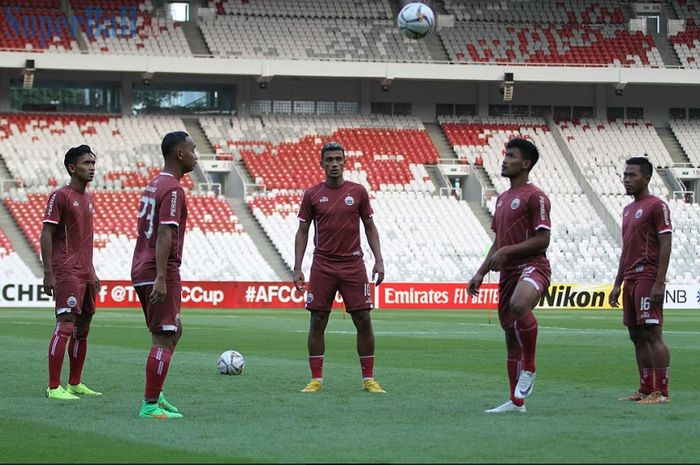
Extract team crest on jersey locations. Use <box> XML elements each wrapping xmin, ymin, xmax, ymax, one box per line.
<box><xmin>73</xmin><ymin>200</ymin><xmax>80</xmax><ymax>207</ymax></box>
<box><xmin>634</xmin><ymin>208</ymin><xmax>643</xmax><ymax>219</ymax></box>
<box><xmin>67</xmin><ymin>295</ymin><xmax>77</xmax><ymax>308</ymax></box>
<box><xmin>306</xmin><ymin>292</ymin><xmax>314</xmax><ymax>304</ymax></box>
<box><xmin>510</xmin><ymin>198</ymin><xmax>520</xmax><ymax>209</ymax></box>
<box><xmin>320</xmin><ymin>196</ymin><xmax>329</xmax><ymax>203</ymax></box>
<box><xmin>345</xmin><ymin>196</ymin><xmax>354</xmax><ymax>206</ymax></box>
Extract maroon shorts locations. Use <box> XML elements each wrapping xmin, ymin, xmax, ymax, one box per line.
<box><xmin>306</xmin><ymin>257</ymin><xmax>373</xmax><ymax>312</ymax></box>
<box><xmin>623</xmin><ymin>278</ymin><xmax>663</xmax><ymax>327</ymax></box>
<box><xmin>54</xmin><ymin>281</ymin><xmax>96</xmax><ymax>317</ymax></box>
<box><xmin>498</xmin><ymin>264</ymin><xmax>551</xmax><ymax>330</ymax></box>
<box><xmin>134</xmin><ymin>283</ymin><xmax>182</xmax><ymax>333</ymax></box>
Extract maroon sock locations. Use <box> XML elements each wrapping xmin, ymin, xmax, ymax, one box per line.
<box><xmin>507</xmin><ymin>348</ymin><xmax>524</xmax><ymax>407</ymax></box>
<box><xmin>309</xmin><ymin>355</ymin><xmax>324</xmax><ymax>380</ymax></box>
<box><xmin>654</xmin><ymin>367</ymin><xmax>669</xmax><ymax>396</ymax></box>
<box><xmin>360</xmin><ymin>355</ymin><xmax>375</xmax><ymax>380</ymax></box>
<box><xmin>514</xmin><ymin>311</ymin><xmax>538</xmax><ymax>373</ymax></box>
<box><xmin>639</xmin><ymin>367</ymin><xmax>654</xmax><ymax>394</ymax></box>
<box><xmin>145</xmin><ymin>346</ymin><xmax>172</xmax><ymax>402</ymax></box>
<box><xmin>68</xmin><ymin>326</ymin><xmax>89</xmax><ymax>385</ymax></box>
<box><xmin>48</xmin><ymin>321</ymin><xmax>74</xmax><ymax>389</ymax></box>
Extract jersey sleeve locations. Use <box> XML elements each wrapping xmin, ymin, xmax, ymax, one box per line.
<box><xmin>530</xmin><ymin>192</ymin><xmax>551</xmax><ymax>231</ymax></box>
<box><xmin>359</xmin><ymin>186</ymin><xmax>374</xmax><ymax>219</ymax></box>
<box><xmin>297</xmin><ymin>189</ymin><xmax>314</xmax><ymax>222</ymax></box>
<box><xmin>43</xmin><ymin>190</ymin><xmax>64</xmax><ymax>225</ymax></box>
<box><xmin>159</xmin><ymin>187</ymin><xmax>185</xmax><ymax>227</ymax></box>
<box><xmin>654</xmin><ymin>200</ymin><xmax>673</xmax><ymax>235</ymax></box>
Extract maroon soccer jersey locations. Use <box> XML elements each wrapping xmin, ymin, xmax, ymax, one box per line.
<box><xmin>297</xmin><ymin>181</ymin><xmax>373</xmax><ymax>261</ymax></box>
<box><xmin>621</xmin><ymin>195</ymin><xmax>672</xmax><ymax>280</ymax></box>
<box><xmin>491</xmin><ymin>183</ymin><xmax>551</xmax><ymax>271</ymax></box>
<box><xmin>42</xmin><ymin>185</ymin><xmax>95</xmax><ymax>283</ymax></box>
<box><xmin>131</xmin><ymin>172</ymin><xmax>188</xmax><ymax>285</ymax></box>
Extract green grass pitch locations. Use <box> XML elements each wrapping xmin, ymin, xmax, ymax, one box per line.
<box><xmin>1</xmin><ymin>307</ymin><xmax>699</xmax><ymax>463</ymax></box>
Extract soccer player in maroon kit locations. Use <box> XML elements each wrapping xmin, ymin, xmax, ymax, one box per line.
<box><xmin>42</xmin><ymin>145</ymin><xmax>102</xmax><ymax>400</ymax></box>
<box><xmin>294</xmin><ymin>141</ymin><xmax>386</xmax><ymax>394</ymax></box>
<box><xmin>131</xmin><ymin>131</ymin><xmax>197</xmax><ymax>419</ymax></box>
<box><xmin>468</xmin><ymin>138</ymin><xmax>551</xmax><ymax>414</ymax></box>
<box><xmin>609</xmin><ymin>157</ymin><xmax>672</xmax><ymax>404</ymax></box>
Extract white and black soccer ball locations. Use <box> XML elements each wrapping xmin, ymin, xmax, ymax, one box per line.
<box><xmin>398</xmin><ymin>2</ymin><xmax>436</xmax><ymax>40</ymax></box>
<box><xmin>217</xmin><ymin>350</ymin><xmax>245</xmax><ymax>375</ymax></box>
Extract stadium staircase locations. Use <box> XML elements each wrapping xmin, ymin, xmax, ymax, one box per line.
<box><xmin>227</xmin><ymin>198</ymin><xmax>292</xmax><ymax>281</ymax></box>
<box><xmin>0</xmin><ymin>205</ymin><xmax>42</xmax><ymax>277</ymax></box>
<box><xmin>182</xmin><ymin>21</ymin><xmax>211</xmax><ymax>56</ymax></box>
<box><xmin>655</xmin><ymin>127</ymin><xmax>691</xmax><ymax>194</ymax></box>
<box><xmin>425</xmin><ymin>122</ymin><xmax>457</xmax><ymax>160</ymax></box>
<box><xmin>656</xmin><ymin>127</ymin><xmax>692</xmax><ymax>165</ymax></box>
<box><xmin>546</xmin><ymin>115</ymin><xmax>622</xmax><ymax>243</ymax></box>
<box><xmin>467</xmin><ymin>200</ymin><xmax>495</xmax><ymax>241</ymax></box>
<box><xmin>652</xmin><ymin>32</ymin><xmax>682</xmax><ymax>67</ymax></box>
<box><xmin>183</xmin><ymin>117</ymin><xmax>215</xmax><ymax>188</ymax></box>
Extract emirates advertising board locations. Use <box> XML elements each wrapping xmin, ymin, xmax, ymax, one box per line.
<box><xmin>1</xmin><ymin>280</ymin><xmax>698</xmax><ymax>310</ymax></box>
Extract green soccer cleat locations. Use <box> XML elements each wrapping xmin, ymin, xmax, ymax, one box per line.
<box><xmin>67</xmin><ymin>383</ymin><xmax>103</xmax><ymax>397</ymax></box>
<box><xmin>46</xmin><ymin>386</ymin><xmax>80</xmax><ymax>400</ymax></box>
<box><xmin>158</xmin><ymin>392</ymin><xmax>179</xmax><ymax>413</ymax></box>
<box><xmin>362</xmin><ymin>378</ymin><xmax>387</xmax><ymax>394</ymax></box>
<box><xmin>139</xmin><ymin>401</ymin><xmax>183</xmax><ymax>419</ymax></box>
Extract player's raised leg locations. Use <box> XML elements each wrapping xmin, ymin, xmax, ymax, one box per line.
<box><xmin>510</xmin><ymin>277</ymin><xmax>543</xmax><ymax>400</ymax></box>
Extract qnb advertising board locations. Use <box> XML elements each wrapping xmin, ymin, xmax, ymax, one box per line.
<box><xmin>0</xmin><ymin>281</ymin><xmax>698</xmax><ymax>310</ymax></box>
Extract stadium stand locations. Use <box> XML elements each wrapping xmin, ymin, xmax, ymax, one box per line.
<box><xmin>670</xmin><ymin>27</ymin><xmax>700</xmax><ymax>69</ymax></box>
<box><xmin>70</xmin><ymin>0</ymin><xmax>192</xmax><ymax>56</ymax></box>
<box><xmin>3</xmin><ymin>189</ymin><xmax>278</xmax><ymax>281</ymax></box>
<box><xmin>201</xmin><ymin>115</ymin><xmax>438</xmax><ymax>192</ymax></box>
<box><xmin>202</xmin><ymin>114</ymin><xmax>495</xmax><ymax>281</ymax></box>
<box><xmin>0</xmin><ymin>1</ymin><xmax>79</xmax><ymax>52</ymax></box>
<box><xmin>669</xmin><ymin>119</ymin><xmax>700</xmax><ymax>167</ymax></box>
<box><xmin>208</xmin><ymin>0</ymin><xmax>393</xmax><ymax>18</ymax></box>
<box><xmin>443</xmin><ymin>0</ymin><xmax>627</xmax><ymax>23</ymax></box>
<box><xmin>0</xmin><ymin>113</ymin><xmax>278</xmax><ymax>281</ymax></box>
<box><xmin>440</xmin><ymin>116</ymin><xmax>620</xmax><ymax>282</ymax></box>
<box><xmin>0</xmin><ymin>226</ymin><xmax>34</xmax><ymax>279</ymax></box>
<box><xmin>556</xmin><ymin>118</ymin><xmax>698</xmax><ymax>283</ymax></box>
<box><xmin>441</xmin><ymin>23</ymin><xmax>663</xmax><ymax>66</ymax></box>
<box><xmin>199</xmin><ymin>16</ymin><xmax>432</xmax><ymax>61</ymax></box>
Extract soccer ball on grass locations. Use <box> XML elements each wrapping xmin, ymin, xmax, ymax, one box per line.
<box><xmin>217</xmin><ymin>350</ymin><xmax>245</xmax><ymax>375</ymax></box>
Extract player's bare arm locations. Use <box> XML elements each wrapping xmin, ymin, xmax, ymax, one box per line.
<box><xmin>468</xmin><ymin>241</ymin><xmax>496</xmax><ymax>296</ymax></box>
<box><xmin>40</xmin><ymin>222</ymin><xmax>57</xmax><ymax>297</ymax></box>
<box><xmin>361</xmin><ymin>216</ymin><xmax>384</xmax><ymax>286</ymax></box>
<box><xmin>150</xmin><ymin>225</ymin><xmax>174</xmax><ymax>305</ymax></box>
<box><xmin>293</xmin><ymin>221</ymin><xmax>310</xmax><ymax>292</ymax></box>
<box><xmin>651</xmin><ymin>233</ymin><xmax>672</xmax><ymax>305</ymax></box>
<box><xmin>488</xmin><ymin>229</ymin><xmax>550</xmax><ymax>272</ymax></box>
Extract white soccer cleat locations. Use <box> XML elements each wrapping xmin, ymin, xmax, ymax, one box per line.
<box><xmin>484</xmin><ymin>400</ymin><xmax>526</xmax><ymax>414</ymax></box>
<box><xmin>514</xmin><ymin>370</ymin><xmax>536</xmax><ymax>399</ymax></box>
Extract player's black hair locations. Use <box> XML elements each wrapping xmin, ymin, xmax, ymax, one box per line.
<box><xmin>64</xmin><ymin>144</ymin><xmax>95</xmax><ymax>175</ymax></box>
<box><xmin>625</xmin><ymin>156</ymin><xmax>653</xmax><ymax>177</ymax></box>
<box><xmin>320</xmin><ymin>141</ymin><xmax>345</xmax><ymax>159</ymax></box>
<box><xmin>161</xmin><ymin>131</ymin><xmax>190</xmax><ymax>159</ymax></box>
<box><xmin>506</xmin><ymin>138</ymin><xmax>539</xmax><ymax>171</ymax></box>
